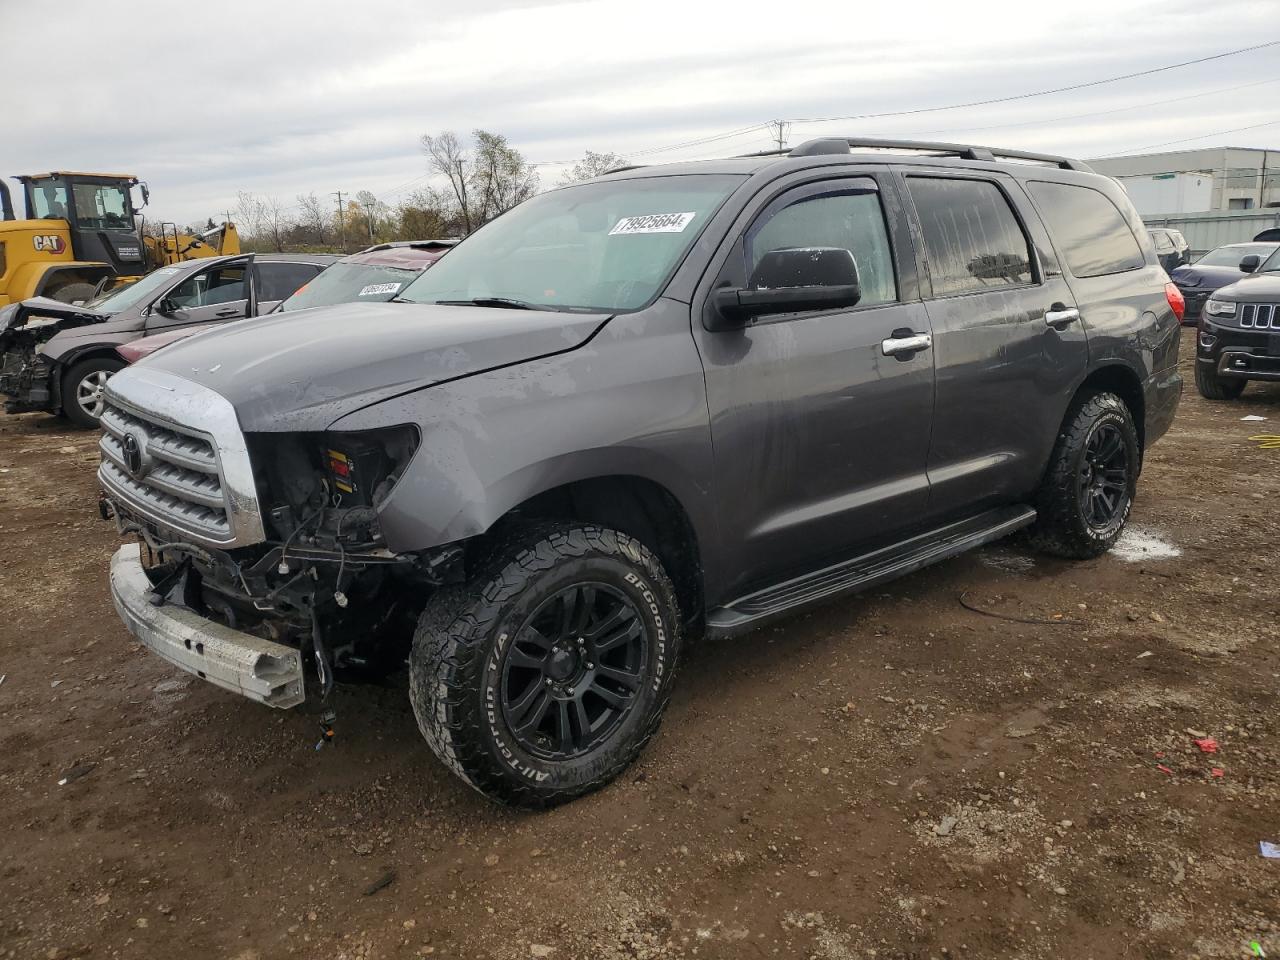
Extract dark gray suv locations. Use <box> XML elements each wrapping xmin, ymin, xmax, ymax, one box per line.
<box><xmin>97</xmin><ymin>137</ymin><xmax>1182</xmax><ymax>806</ymax></box>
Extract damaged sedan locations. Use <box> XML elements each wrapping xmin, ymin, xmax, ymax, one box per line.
<box><xmin>0</xmin><ymin>252</ymin><xmax>334</xmax><ymax>426</ymax></box>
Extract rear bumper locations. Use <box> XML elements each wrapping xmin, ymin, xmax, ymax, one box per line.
<box><xmin>1142</xmin><ymin>365</ymin><xmax>1181</xmax><ymax>449</ymax></box>
<box><xmin>109</xmin><ymin>543</ymin><xmax>305</xmax><ymax>708</ymax></box>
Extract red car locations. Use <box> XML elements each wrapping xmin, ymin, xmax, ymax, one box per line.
<box><xmin>118</xmin><ymin>240</ymin><xmax>455</xmax><ymax>363</ymax></box>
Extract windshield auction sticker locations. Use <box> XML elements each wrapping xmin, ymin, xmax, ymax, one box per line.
<box><xmin>608</xmin><ymin>212</ymin><xmax>696</xmax><ymax>235</ymax></box>
<box><xmin>357</xmin><ymin>282</ymin><xmax>401</xmax><ymax>297</ymax></box>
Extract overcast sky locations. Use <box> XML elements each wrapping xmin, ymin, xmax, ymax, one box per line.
<box><xmin>4</xmin><ymin>0</ymin><xmax>1277</xmax><ymax>226</ymax></box>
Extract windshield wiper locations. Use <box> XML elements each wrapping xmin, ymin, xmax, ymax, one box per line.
<box><xmin>434</xmin><ymin>297</ymin><xmax>538</xmax><ymax>310</ymax></box>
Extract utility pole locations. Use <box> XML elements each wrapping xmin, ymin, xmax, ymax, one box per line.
<box><xmin>770</xmin><ymin>119</ymin><xmax>791</xmax><ymax>153</ymax></box>
<box><xmin>332</xmin><ymin>191</ymin><xmax>346</xmax><ymax>251</ymax></box>
<box><xmin>362</xmin><ymin>196</ymin><xmax>378</xmax><ymax>245</ymax></box>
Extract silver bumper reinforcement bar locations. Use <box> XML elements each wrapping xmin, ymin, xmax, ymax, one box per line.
<box><xmin>109</xmin><ymin>543</ymin><xmax>305</xmax><ymax>708</ymax></box>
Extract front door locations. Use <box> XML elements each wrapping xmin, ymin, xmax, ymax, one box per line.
<box><xmin>896</xmin><ymin>172</ymin><xmax>1087</xmax><ymax>520</ymax></box>
<box><xmin>693</xmin><ymin>174</ymin><xmax>936</xmax><ymax>600</ymax></box>
<box><xmin>146</xmin><ymin>256</ymin><xmax>255</xmax><ymax>331</ymax></box>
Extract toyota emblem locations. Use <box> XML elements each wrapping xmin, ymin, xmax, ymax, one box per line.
<box><xmin>122</xmin><ymin>432</ymin><xmax>144</xmax><ymax>477</ymax></box>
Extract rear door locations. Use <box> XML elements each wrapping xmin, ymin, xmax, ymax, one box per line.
<box><xmin>254</xmin><ymin>261</ymin><xmax>325</xmax><ymax>313</ymax></box>
<box><xmin>896</xmin><ymin>171</ymin><xmax>1087</xmax><ymax>520</ymax></box>
<box><xmin>693</xmin><ymin>171</ymin><xmax>936</xmax><ymax>599</ymax></box>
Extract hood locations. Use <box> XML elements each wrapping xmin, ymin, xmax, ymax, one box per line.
<box><xmin>1215</xmin><ymin>272</ymin><xmax>1280</xmax><ymax>302</ymax></box>
<box><xmin>1169</xmin><ymin>264</ymin><xmax>1248</xmax><ymax>290</ymax></box>
<box><xmin>0</xmin><ymin>296</ymin><xmax>111</xmax><ymax>349</ymax></box>
<box><xmin>136</xmin><ymin>301</ymin><xmax>610</xmax><ymax>431</ymax></box>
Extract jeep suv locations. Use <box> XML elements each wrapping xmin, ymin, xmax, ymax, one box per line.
<box><xmin>1194</xmin><ymin>244</ymin><xmax>1280</xmax><ymax>399</ymax></box>
<box><xmin>97</xmin><ymin>137</ymin><xmax>1182</xmax><ymax>807</ymax></box>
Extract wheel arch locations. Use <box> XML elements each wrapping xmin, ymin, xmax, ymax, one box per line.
<box><xmin>1073</xmin><ymin>363</ymin><xmax>1146</xmax><ymax>453</ymax></box>
<box><xmin>484</xmin><ymin>473</ymin><xmax>705</xmax><ymax>627</ymax></box>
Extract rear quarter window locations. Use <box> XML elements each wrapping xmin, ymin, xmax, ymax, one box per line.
<box><xmin>1028</xmin><ymin>181</ymin><xmax>1145</xmax><ymax>278</ymax></box>
<box><xmin>258</xmin><ymin>262</ymin><xmax>323</xmax><ymax>301</ymax></box>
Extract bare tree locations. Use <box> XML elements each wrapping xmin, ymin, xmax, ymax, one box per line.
<box><xmin>420</xmin><ymin>129</ymin><xmax>539</xmax><ymax>234</ymax></box>
<box><xmin>262</xmin><ymin>195</ymin><xmax>293</xmax><ymax>252</ymax></box>
<box><xmin>422</xmin><ymin>131</ymin><xmax>473</xmax><ymax>234</ymax></box>
<box><xmin>233</xmin><ymin>191</ymin><xmax>266</xmax><ymax>241</ymax></box>
<box><xmin>295</xmin><ymin>192</ymin><xmax>329</xmax><ymax>246</ymax></box>
<box><xmin>559</xmin><ymin>150</ymin><xmax>627</xmax><ymax>185</ymax></box>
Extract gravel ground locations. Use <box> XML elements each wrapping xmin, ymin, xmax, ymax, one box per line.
<box><xmin>1</xmin><ymin>327</ymin><xmax>1277</xmax><ymax>960</ymax></box>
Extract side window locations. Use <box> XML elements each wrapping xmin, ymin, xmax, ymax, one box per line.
<box><xmin>1027</xmin><ymin>181</ymin><xmax>1145</xmax><ymax>278</ymax></box>
<box><xmin>906</xmin><ymin>177</ymin><xmax>1033</xmax><ymax>297</ymax></box>
<box><xmin>257</xmin><ymin>262</ymin><xmax>321</xmax><ymax>302</ymax></box>
<box><xmin>31</xmin><ymin>180</ymin><xmax>69</xmax><ymax>219</ymax></box>
<box><xmin>745</xmin><ymin>183</ymin><xmax>897</xmax><ymax>306</ymax></box>
<box><xmin>1152</xmin><ymin>231</ymin><xmax>1174</xmax><ymax>254</ymax></box>
<box><xmin>169</xmin><ymin>266</ymin><xmax>247</xmax><ymax>308</ymax></box>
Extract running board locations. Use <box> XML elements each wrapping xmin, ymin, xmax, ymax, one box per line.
<box><xmin>706</xmin><ymin>505</ymin><xmax>1036</xmax><ymax>637</ymax></box>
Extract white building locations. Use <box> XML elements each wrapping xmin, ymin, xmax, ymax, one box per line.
<box><xmin>1089</xmin><ymin>146</ymin><xmax>1279</xmax><ymax>215</ymax></box>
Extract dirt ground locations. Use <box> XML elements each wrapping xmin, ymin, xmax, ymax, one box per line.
<box><xmin>1</xmin><ymin>326</ymin><xmax>1277</xmax><ymax>960</ymax></box>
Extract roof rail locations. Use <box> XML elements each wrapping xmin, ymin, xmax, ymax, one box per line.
<box><xmin>788</xmin><ymin>137</ymin><xmax>1092</xmax><ymax>172</ymax></box>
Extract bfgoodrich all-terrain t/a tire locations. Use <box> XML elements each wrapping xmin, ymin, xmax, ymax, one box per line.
<box><xmin>1029</xmin><ymin>391</ymin><xmax>1140</xmax><ymax>560</ymax></box>
<box><xmin>409</xmin><ymin>524</ymin><xmax>683</xmax><ymax>808</ymax></box>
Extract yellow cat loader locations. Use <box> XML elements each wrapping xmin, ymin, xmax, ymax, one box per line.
<box><xmin>0</xmin><ymin>171</ymin><xmax>239</xmax><ymax>307</ymax></box>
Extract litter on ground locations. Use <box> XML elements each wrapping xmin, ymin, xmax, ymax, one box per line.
<box><xmin>1110</xmin><ymin>527</ymin><xmax>1181</xmax><ymax>563</ymax></box>
<box><xmin>1260</xmin><ymin>841</ymin><xmax>1280</xmax><ymax>859</ymax></box>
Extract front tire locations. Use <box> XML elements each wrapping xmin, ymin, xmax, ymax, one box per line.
<box><xmin>62</xmin><ymin>356</ymin><xmax>124</xmax><ymax>428</ymax></box>
<box><xmin>409</xmin><ymin>524</ymin><xmax>682</xmax><ymax>807</ymax></box>
<box><xmin>1029</xmin><ymin>391</ymin><xmax>1139</xmax><ymax>560</ymax></box>
<box><xmin>1194</xmin><ymin>360</ymin><xmax>1247</xmax><ymax>401</ymax></box>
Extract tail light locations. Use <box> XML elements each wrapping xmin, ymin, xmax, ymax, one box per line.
<box><xmin>1164</xmin><ymin>282</ymin><xmax>1185</xmax><ymax>323</ymax></box>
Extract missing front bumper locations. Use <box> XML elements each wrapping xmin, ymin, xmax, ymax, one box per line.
<box><xmin>109</xmin><ymin>543</ymin><xmax>305</xmax><ymax>708</ymax></box>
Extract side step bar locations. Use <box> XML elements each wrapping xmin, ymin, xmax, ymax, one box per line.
<box><xmin>706</xmin><ymin>505</ymin><xmax>1037</xmax><ymax>637</ymax></box>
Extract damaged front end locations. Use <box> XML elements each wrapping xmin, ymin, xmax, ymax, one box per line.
<box><xmin>0</xmin><ymin>298</ymin><xmax>109</xmax><ymax>413</ymax></box>
<box><xmin>98</xmin><ymin>367</ymin><xmax>463</xmax><ymax>710</ymax></box>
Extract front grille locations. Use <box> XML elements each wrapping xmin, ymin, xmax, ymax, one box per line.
<box><xmin>99</xmin><ymin>401</ymin><xmax>233</xmax><ymax>541</ymax></box>
<box><xmin>1239</xmin><ymin>303</ymin><xmax>1280</xmax><ymax>330</ymax></box>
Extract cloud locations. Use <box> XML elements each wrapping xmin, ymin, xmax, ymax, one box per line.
<box><xmin>4</xmin><ymin>0</ymin><xmax>1275</xmax><ymax>224</ymax></box>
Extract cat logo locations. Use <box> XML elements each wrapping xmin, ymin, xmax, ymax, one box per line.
<box><xmin>33</xmin><ymin>235</ymin><xmax>67</xmax><ymax>254</ymax></box>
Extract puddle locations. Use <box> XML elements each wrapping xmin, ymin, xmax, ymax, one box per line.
<box><xmin>977</xmin><ymin>548</ymin><xmax>1036</xmax><ymax>575</ymax></box>
<box><xmin>1110</xmin><ymin>526</ymin><xmax>1181</xmax><ymax>563</ymax></box>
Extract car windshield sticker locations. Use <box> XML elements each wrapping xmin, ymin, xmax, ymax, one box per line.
<box><xmin>357</xmin><ymin>282</ymin><xmax>401</xmax><ymax>297</ymax></box>
<box><xmin>608</xmin><ymin>212</ymin><xmax>696</xmax><ymax>236</ymax></box>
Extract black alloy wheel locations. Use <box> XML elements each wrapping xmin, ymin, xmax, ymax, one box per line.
<box><xmin>1077</xmin><ymin>421</ymin><xmax>1129</xmax><ymax>530</ymax></box>
<box><xmin>500</xmin><ymin>583</ymin><xmax>647</xmax><ymax>760</ymax></box>
<box><xmin>1029</xmin><ymin>390</ymin><xmax>1139</xmax><ymax>559</ymax></box>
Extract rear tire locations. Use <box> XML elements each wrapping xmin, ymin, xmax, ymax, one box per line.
<box><xmin>62</xmin><ymin>356</ymin><xmax>124</xmax><ymax>428</ymax></box>
<box><xmin>1194</xmin><ymin>360</ymin><xmax>1247</xmax><ymax>401</ymax></box>
<box><xmin>46</xmin><ymin>281</ymin><xmax>98</xmax><ymax>305</ymax></box>
<box><xmin>1029</xmin><ymin>391</ymin><xmax>1139</xmax><ymax>560</ymax></box>
<box><xmin>409</xmin><ymin>523</ymin><xmax>682</xmax><ymax>808</ymax></box>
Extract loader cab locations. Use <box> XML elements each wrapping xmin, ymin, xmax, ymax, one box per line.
<box><xmin>16</xmin><ymin>172</ymin><xmax>148</xmax><ymax>276</ymax></box>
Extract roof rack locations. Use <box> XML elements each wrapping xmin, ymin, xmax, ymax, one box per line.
<box><xmin>786</xmin><ymin>137</ymin><xmax>1092</xmax><ymax>172</ymax></box>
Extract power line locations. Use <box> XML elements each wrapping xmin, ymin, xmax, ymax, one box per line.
<box><xmin>897</xmin><ymin>76</ymin><xmax>1280</xmax><ymax>139</ymax></box>
<box><xmin>1111</xmin><ymin>118</ymin><xmax>1280</xmax><ymax>154</ymax></box>
<box><xmin>784</xmin><ymin>39</ymin><xmax>1280</xmax><ymax>125</ymax></box>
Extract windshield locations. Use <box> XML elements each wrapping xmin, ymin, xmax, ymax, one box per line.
<box><xmin>278</xmin><ymin>262</ymin><xmax>422</xmax><ymax>312</ymax></box>
<box><xmin>1261</xmin><ymin>246</ymin><xmax>1280</xmax><ymax>273</ymax></box>
<box><xmin>1196</xmin><ymin>243</ymin><xmax>1277</xmax><ymax>267</ymax></box>
<box><xmin>399</xmin><ymin>174</ymin><xmax>746</xmax><ymax>312</ymax></box>
<box><xmin>72</xmin><ymin>181</ymin><xmax>132</xmax><ymax>230</ymax></box>
<box><xmin>83</xmin><ymin>266</ymin><xmax>183</xmax><ymax>315</ymax></box>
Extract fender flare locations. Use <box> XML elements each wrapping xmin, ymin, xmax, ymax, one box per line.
<box><xmin>32</xmin><ymin>263</ymin><xmax>116</xmax><ymax>298</ymax></box>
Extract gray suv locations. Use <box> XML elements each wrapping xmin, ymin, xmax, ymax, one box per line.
<box><xmin>97</xmin><ymin>137</ymin><xmax>1182</xmax><ymax>807</ymax></box>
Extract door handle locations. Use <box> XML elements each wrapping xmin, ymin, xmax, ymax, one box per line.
<box><xmin>1044</xmin><ymin>303</ymin><xmax>1080</xmax><ymax>329</ymax></box>
<box><xmin>213</xmin><ymin>308</ymin><xmax>242</xmax><ymax>318</ymax></box>
<box><xmin>881</xmin><ymin>332</ymin><xmax>932</xmax><ymax>357</ymax></box>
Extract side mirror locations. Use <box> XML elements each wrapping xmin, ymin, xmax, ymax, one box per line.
<box><xmin>708</xmin><ymin>247</ymin><xmax>862</xmax><ymax>330</ymax></box>
<box><xmin>155</xmin><ymin>297</ymin><xmax>183</xmax><ymax>316</ymax></box>
<box><xmin>1239</xmin><ymin>255</ymin><xmax>1261</xmax><ymax>273</ymax></box>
